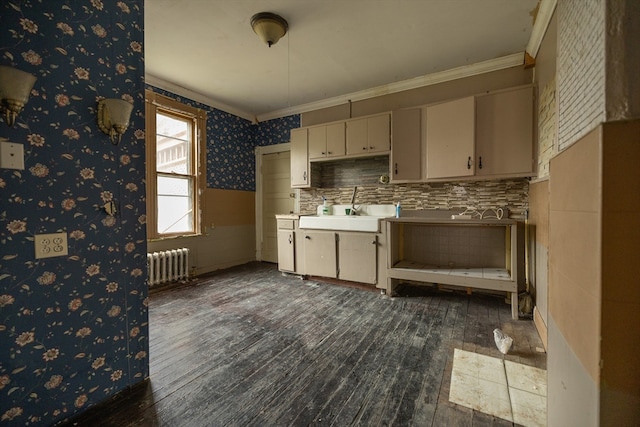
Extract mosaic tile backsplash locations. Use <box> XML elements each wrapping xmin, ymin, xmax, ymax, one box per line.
<box><xmin>300</xmin><ymin>158</ymin><xmax>529</xmax><ymax>217</ymax></box>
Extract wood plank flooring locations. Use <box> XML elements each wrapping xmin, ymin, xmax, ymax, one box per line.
<box><xmin>61</xmin><ymin>262</ymin><xmax>545</xmax><ymax>427</ymax></box>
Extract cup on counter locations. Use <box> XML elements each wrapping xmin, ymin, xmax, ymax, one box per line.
<box><xmin>345</xmin><ymin>208</ymin><xmax>351</xmax><ymax>215</ymax></box>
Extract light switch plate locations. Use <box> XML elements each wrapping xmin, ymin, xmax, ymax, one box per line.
<box><xmin>0</xmin><ymin>141</ymin><xmax>25</xmax><ymax>170</ymax></box>
<box><xmin>34</xmin><ymin>232</ymin><xmax>68</xmax><ymax>259</ymax></box>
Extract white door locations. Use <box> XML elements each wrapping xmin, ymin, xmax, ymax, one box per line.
<box><xmin>261</xmin><ymin>151</ymin><xmax>294</xmax><ymax>263</ymax></box>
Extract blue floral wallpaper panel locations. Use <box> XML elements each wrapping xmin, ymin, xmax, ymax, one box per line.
<box><xmin>1</xmin><ymin>1</ymin><xmax>148</xmax><ymax>425</ymax></box>
<box><xmin>147</xmin><ymin>86</ymin><xmax>300</xmax><ymax>191</ymax></box>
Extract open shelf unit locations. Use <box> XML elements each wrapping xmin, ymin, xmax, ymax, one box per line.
<box><xmin>385</xmin><ymin>218</ymin><xmax>521</xmax><ymax>319</ymax></box>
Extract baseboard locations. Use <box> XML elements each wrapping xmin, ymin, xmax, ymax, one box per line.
<box><xmin>533</xmin><ymin>306</ymin><xmax>548</xmax><ymax>350</ymax></box>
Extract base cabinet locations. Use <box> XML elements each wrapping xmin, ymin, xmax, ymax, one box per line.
<box><xmin>277</xmin><ymin>230</ymin><xmax>296</xmax><ymax>272</ymax></box>
<box><xmin>338</xmin><ymin>233</ymin><xmax>377</xmax><ymax>284</ymax></box>
<box><xmin>302</xmin><ymin>230</ymin><xmax>337</xmax><ymax>278</ymax></box>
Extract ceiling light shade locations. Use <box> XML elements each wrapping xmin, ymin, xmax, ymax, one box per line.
<box><xmin>97</xmin><ymin>98</ymin><xmax>133</xmax><ymax>145</ymax></box>
<box><xmin>0</xmin><ymin>65</ymin><xmax>37</xmax><ymax>127</ymax></box>
<box><xmin>251</xmin><ymin>12</ymin><xmax>288</xmax><ymax>47</ymax></box>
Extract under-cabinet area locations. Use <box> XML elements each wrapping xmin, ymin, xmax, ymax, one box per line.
<box><xmin>385</xmin><ymin>218</ymin><xmax>522</xmax><ymax>319</ymax></box>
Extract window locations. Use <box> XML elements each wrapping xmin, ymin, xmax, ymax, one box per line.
<box><xmin>145</xmin><ymin>90</ymin><xmax>206</xmax><ymax>239</ymax></box>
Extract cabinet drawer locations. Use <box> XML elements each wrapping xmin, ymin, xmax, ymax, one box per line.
<box><xmin>277</xmin><ymin>219</ymin><xmax>294</xmax><ymax>230</ymax></box>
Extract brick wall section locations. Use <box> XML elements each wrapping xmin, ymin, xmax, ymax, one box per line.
<box><xmin>557</xmin><ymin>0</ymin><xmax>606</xmax><ymax>151</ymax></box>
<box><xmin>537</xmin><ymin>78</ymin><xmax>557</xmax><ymax>178</ymax></box>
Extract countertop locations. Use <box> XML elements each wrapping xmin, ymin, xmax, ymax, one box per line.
<box><xmin>385</xmin><ymin>217</ymin><xmax>516</xmax><ymax>225</ymax></box>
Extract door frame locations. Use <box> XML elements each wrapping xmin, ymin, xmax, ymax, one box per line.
<box><xmin>254</xmin><ymin>142</ymin><xmax>297</xmax><ymax>261</ymax></box>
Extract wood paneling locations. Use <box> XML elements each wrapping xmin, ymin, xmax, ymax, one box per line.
<box><xmin>203</xmin><ymin>188</ymin><xmax>255</xmax><ymax>227</ymax></box>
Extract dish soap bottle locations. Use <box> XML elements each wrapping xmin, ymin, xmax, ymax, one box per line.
<box><xmin>322</xmin><ymin>197</ymin><xmax>330</xmax><ymax>215</ymax></box>
<box><xmin>395</xmin><ymin>201</ymin><xmax>401</xmax><ymax>218</ymax></box>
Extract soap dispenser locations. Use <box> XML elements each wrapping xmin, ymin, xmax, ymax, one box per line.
<box><xmin>322</xmin><ymin>197</ymin><xmax>330</xmax><ymax>215</ymax></box>
<box><xmin>395</xmin><ymin>201</ymin><xmax>401</xmax><ymax>218</ymax></box>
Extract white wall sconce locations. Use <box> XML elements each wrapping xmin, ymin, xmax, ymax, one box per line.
<box><xmin>97</xmin><ymin>98</ymin><xmax>133</xmax><ymax>145</ymax></box>
<box><xmin>251</xmin><ymin>12</ymin><xmax>288</xmax><ymax>47</ymax></box>
<box><xmin>0</xmin><ymin>65</ymin><xmax>37</xmax><ymax>127</ymax></box>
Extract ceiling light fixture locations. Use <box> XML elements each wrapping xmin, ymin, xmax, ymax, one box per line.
<box><xmin>251</xmin><ymin>12</ymin><xmax>288</xmax><ymax>47</ymax></box>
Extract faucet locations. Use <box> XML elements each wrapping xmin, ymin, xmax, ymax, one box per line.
<box><xmin>350</xmin><ymin>186</ymin><xmax>358</xmax><ymax>215</ymax></box>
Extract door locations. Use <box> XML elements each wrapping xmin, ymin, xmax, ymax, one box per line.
<box><xmin>338</xmin><ymin>233</ymin><xmax>377</xmax><ymax>284</ymax></box>
<box><xmin>261</xmin><ymin>151</ymin><xmax>294</xmax><ymax>263</ymax></box>
<box><xmin>391</xmin><ymin>108</ymin><xmax>422</xmax><ymax>181</ymax></box>
<box><xmin>475</xmin><ymin>86</ymin><xmax>534</xmax><ymax>176</ymax></box>
<box><xmin>303</xmin><ymin>231</ymin><xmax>337</xmax><ymax>278</ymax></box>
<box><xmin>425</xmin><ymin>96</ymin><xmax>475</xmax><ymax>179</ymax></box>
<box><xmin>290</xmin><ymin>128</ymin><xmax>309</xmax><ymax>187</ymax></box>
<box><xmin>277</xmin><ymin>230</ymin><xmax>295</xmax><ymax>272</ymax></box>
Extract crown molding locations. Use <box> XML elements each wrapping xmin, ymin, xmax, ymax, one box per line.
<box><xmin>147</xmin><ymin>52</ymin><xmax>526</xmax><ymax>124</ymax></box>
<box><xmin>144</xmin><ymin>74</ymin><xmax>257</xmax><ymax>122</ymax></box>
<box><xmin>526</xmin><ymin>0</ymin><xmax>557</xmax><ymax>59</ymax></box>
<box><xmin>256</xmin><ymin>52</ymin><xmax>525</xmax><ymax>122</ymax></box>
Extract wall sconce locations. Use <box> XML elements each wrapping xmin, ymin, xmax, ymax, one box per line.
<box><xmin>251</xmin><ymin>12</ymin><xmax>288</xmax><ymax>47</ymax></box>
<box><xmin>97</xmin><ymin>98</ymin><xmax>133</xmax><ymax>145</ymax></box>
<box><xmin>0</xmin><ymin>65</ymin><xmax>37</xmax><ymax>127</ymax></box>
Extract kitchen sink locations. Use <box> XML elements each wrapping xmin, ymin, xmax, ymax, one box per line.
<box><xmin>298</xmin><ymin>204</ymin><xmax>395</xmax><ymax>232</ymax></box>
<box><xmin>299</xmin><ymin>215</ymin><xmax>384</xmax><ymax>232</ymax></box>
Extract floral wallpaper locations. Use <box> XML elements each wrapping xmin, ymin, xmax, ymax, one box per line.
<box><xmin>0</xmin><ymin>1</ymin><xmax>147</xmax><ymax>425</ymax></box>
<box><xmin>146</xmin><ymin>86</ymin><xmax>299</xmax><ymax>191</ymax></box>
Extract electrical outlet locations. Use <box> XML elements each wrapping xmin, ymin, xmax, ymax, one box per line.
<box><xmin>34</xmin><ymin>232</ymin><xmax>68</xmax><ymax>259</ymax></box>
<box><xmin>0</xmin><ymin>141</ymin><xmax>25</xmax><ymax>170</ymax></box>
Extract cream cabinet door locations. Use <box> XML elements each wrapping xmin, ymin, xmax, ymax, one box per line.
<box><xmin>303</xmin><ymin>231</ymin><xmax>337</xmax><ymax>278</ymax></box>
<box><xmin>277</xmin><ymin>230</ymin><xmax>295</xmax><ymax>272</ymax></box>
<box><xmin>325</xmin><ymin>122</ymin><xmax>346</xmax><ymax>158</ymax></box>
<box><xmin>425</xmin><ymin>97</ymin><xmax>475</xmax><ymax>179</ymax></box>
<box><xmin>290</xmin><ymin>128</ymin><xmax>309</xmax><ymax>188</ymax></box>
<box><xmin>367</xmin><ymin>114</ymin><xmax>390</xmax><ymax>154</ymax></box>
<box><xmin>346</xmin><ymin>117</ymin><xmax>368</xmax><ymax>155</ymax></box>
<box><xmin>391</xmin><ymin>108</ymin><xmax>422</xmax><ymax>182</ymax></box>
<box><xmin>346</xmin><ymin>114</ymin><xmax>390</xmax><ymax>156</ymax></box>
<box><xmin>308</xmin><ymin>125</ymin><xmax>327</xmax><ymax>160</ymax></box>
<box><xmin>338</xmin><ymin>233</ymin><xmax>377</xmax><ymax>284</ymax></box>
<box><xmin>475</xmin><ymin>86</ymin><xmax>534</xmax><ymax>176</ymax></box>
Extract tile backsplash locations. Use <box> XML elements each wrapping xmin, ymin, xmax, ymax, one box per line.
<box><xmin>300</xmin><ymin>157</ymin><xmax>529</xmax><ymax>217</ymax></box>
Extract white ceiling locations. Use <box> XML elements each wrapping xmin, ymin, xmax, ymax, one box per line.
<box><xmin>145</xmin><ymin>0</ymin><xmax>543</xmax><ymax>122</ymax></box>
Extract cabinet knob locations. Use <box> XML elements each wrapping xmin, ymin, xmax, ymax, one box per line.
<box><xmin>305</xmin><ymin>235</ymin><xmax>311</xmax><ymax>240</ymax></box>
<box><xmin>394</xmin><ymin>163</ymin><xmax>398</xmax><ymax>175</ymax></box>
<box><xmin>479</xmin><ymin>156</ymin><xmax>483</xmax><ymax>169</ymax></box>
<box><xmin>288</xmin><ymin>235</ymin><xmax>292</xmax><ymax>244</ymax></box>
<box><xmin>467</xmin><ymin>156</ymin><xmax>471</xmax><ymax>169</ymax></box>
<box><xmin>321</xmin><ymin>152</ymin><xmax>326</xmax><ymax>155</ymax></box>
<box><xmin>327</xmin><ymin>151</ymin><xmax>332</xmax><ymax>155</ymax></box>
<box><xmin>303</xmin><ymin>171</ymin><xmax>307</xmax><ymax>180</ymax></box>
<box><xmin>362</xmin><ymin>147</ymin><xmax>367</xmax><ymax>150</ymax></box>
<box><xmin>369</xmin><ymin>146</ymin><xmax>374</xmax><ymax>150</ymax></box>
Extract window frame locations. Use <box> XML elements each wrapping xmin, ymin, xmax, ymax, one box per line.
<box><xmin>145</xmin><ymin>89</ymin><xmax>206</xmax><ymax>240</ymax></box>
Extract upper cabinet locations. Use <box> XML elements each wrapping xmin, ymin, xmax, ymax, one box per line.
<box><xmin>425</xmin><ymin>96</ymin><xmax>476</xmax><ymax>179</ymax></box>
<box><xmin>289</xmin><ymin>84</ymin><xmax>534</xmax><ymax>187</ymax></box>
<box><xmin>290</xmin><ymin>127</ymin><xmax>310</xmax><ymax>188</ymax></box>
<box><xmin>475</xmin><ymin>86</ymin><xmax>534</xmax><ymax>177</ymax></box>
<box><xmin>346</xmin><ymin>113</ymin><xmax>391</xmax><ymax>156</ymax></box>
<box><xmin>308</xmin><ymin>122</ymin><xmax>346</xmax><ymax>160</ymax></box>
<box><xmin>391</xmin><ymin>108</ymin><xmax>423</xmax><ymax>182</ymax></box>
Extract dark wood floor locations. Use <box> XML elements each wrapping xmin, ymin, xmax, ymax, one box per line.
<box><xmin>62</xmin><ymin>262</ymin><xmax>545</xmax><ymax>426</ymax></box>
